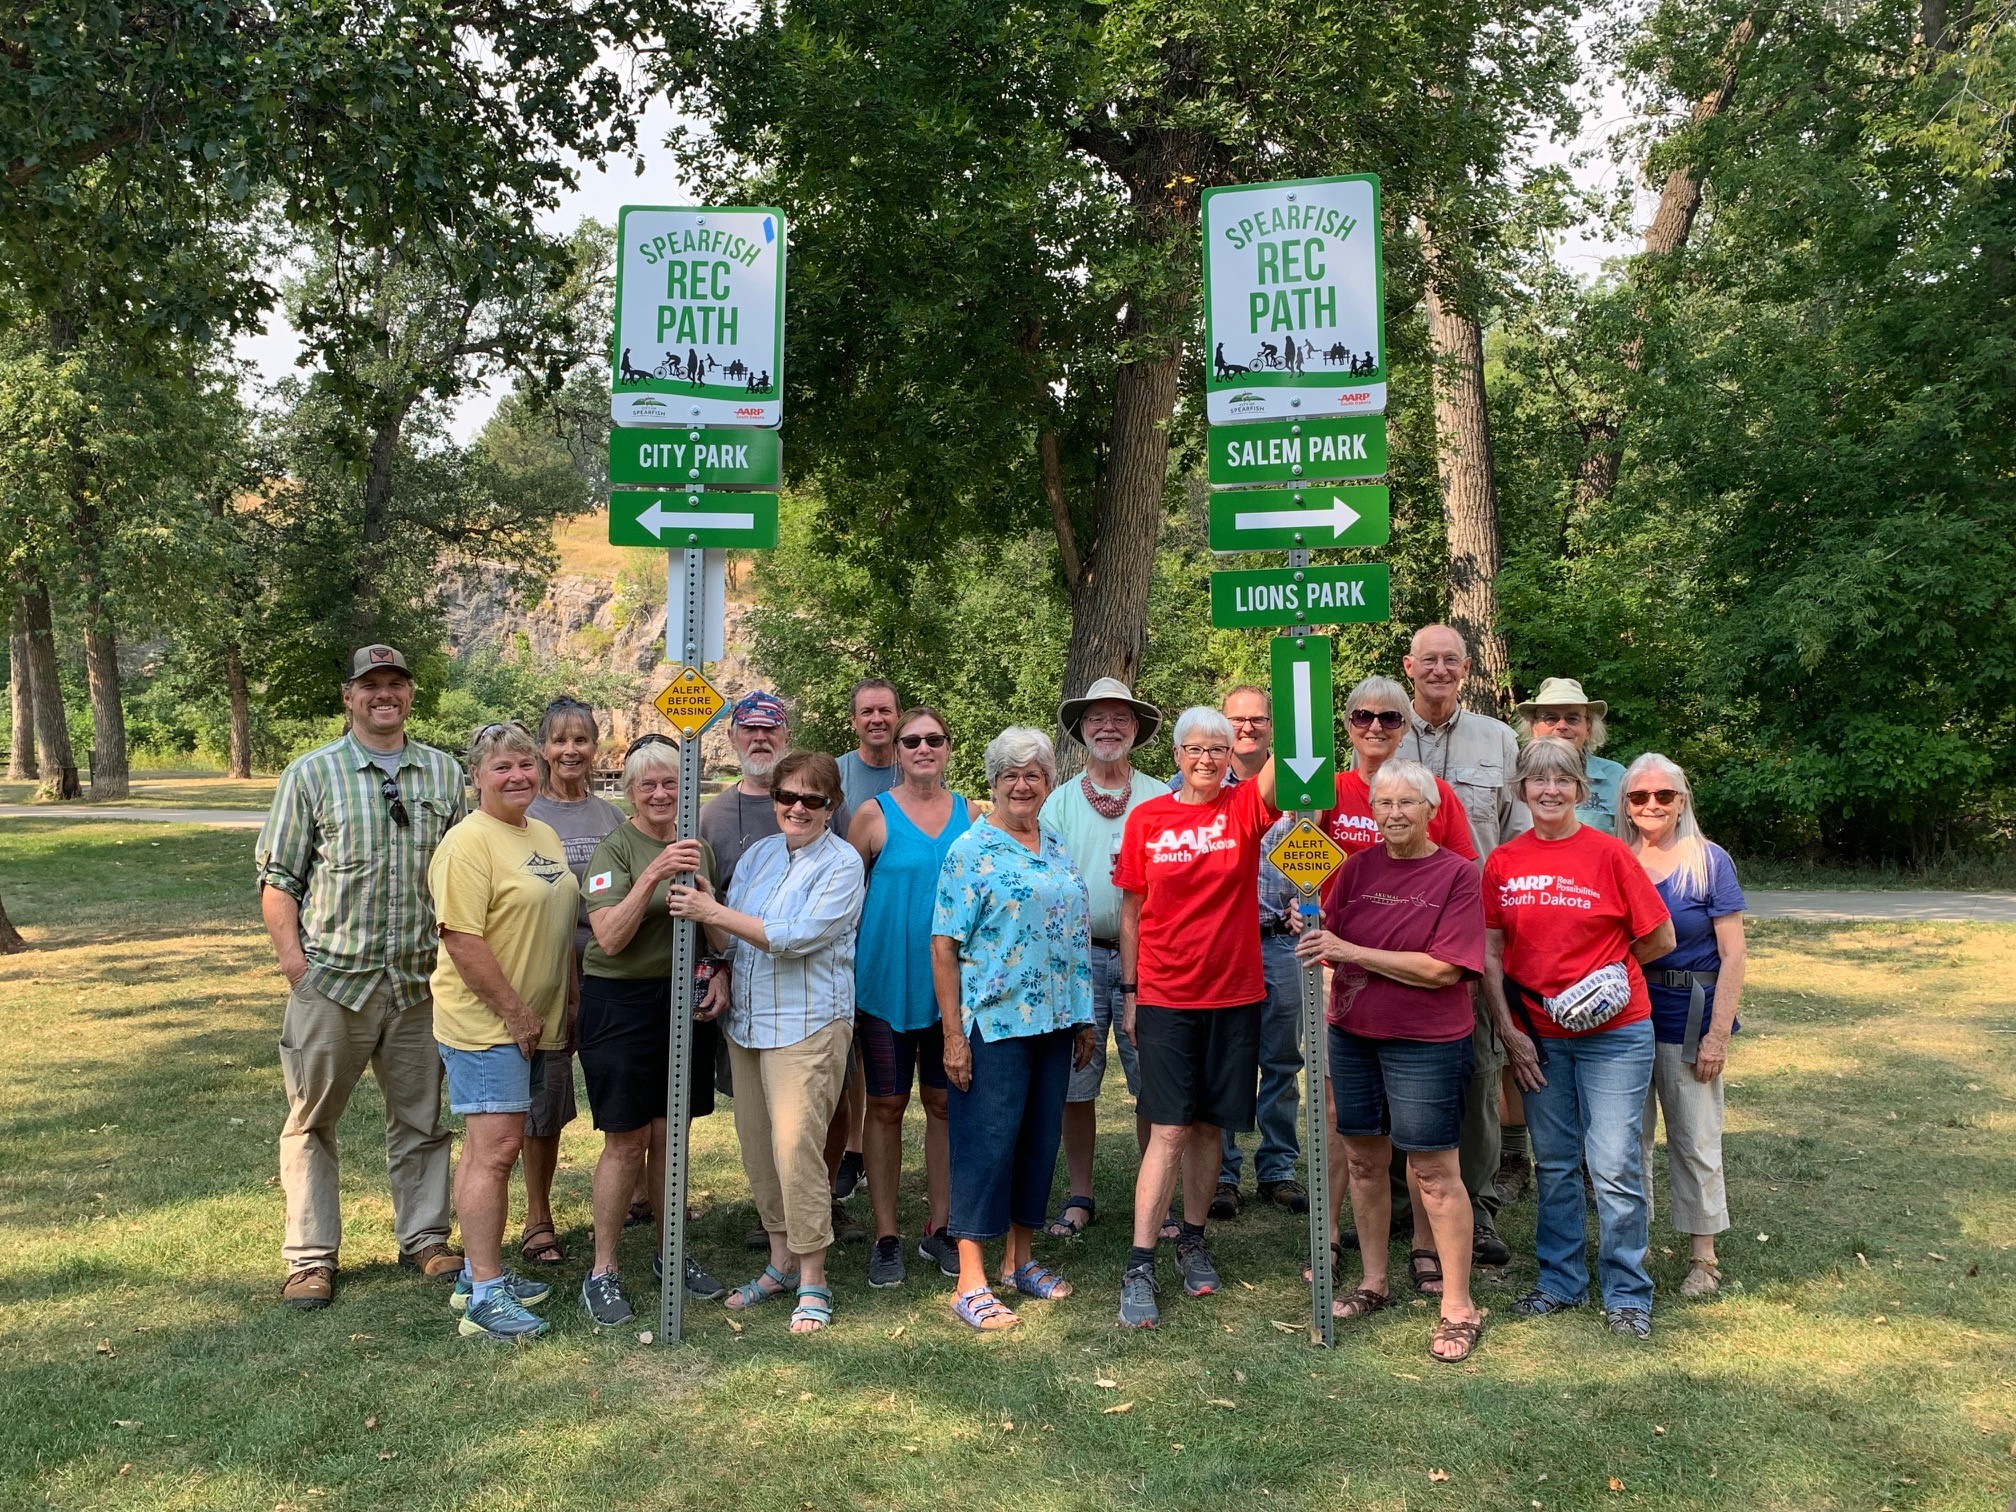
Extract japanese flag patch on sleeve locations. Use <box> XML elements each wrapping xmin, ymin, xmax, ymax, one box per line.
<box><xmin>587</xmin><ymin>871</ymin><xmax>614</xmax><ymax>896</ymax></box>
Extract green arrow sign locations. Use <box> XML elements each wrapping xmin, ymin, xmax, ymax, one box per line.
<box><xmin>1208</xmin><ymin>415</ymin><xmax>1386</xmax><ymax>488</ymax></box>
<box><xmin>1208</xmin><ymin>485</ymin><xmax>1390</xmax><ymax>553</ymax></box>
<box><xmin>609</xmin><ymin>427</ymin><xmax>780</xmax><ymax>488</ymax></box>
<box><xmin>1271</xmin><ymin>635</ymin><xmax>1337</xmax><ymax>811</ymax></box>
<box><xmin>609</xmin><ymin>491</ymin><xmax>779</xmax><ymax>548</ymax></box>
<box><xmin>1210</xmin><ymin>563</ymin><xmax>1390</xmax><ymax>628</ymax></box>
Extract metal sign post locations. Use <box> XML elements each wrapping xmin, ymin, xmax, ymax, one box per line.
<box><xmin>1286</xmin><ymin>551</ymin><xmax>1332</xmax><ymax>1345</ymax></box>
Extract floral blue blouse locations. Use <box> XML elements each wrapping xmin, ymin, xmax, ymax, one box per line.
<box><xmin>931</xmin><ymin>817</ymin><xmax>1094</xmax><ymax>1043</ymax></box>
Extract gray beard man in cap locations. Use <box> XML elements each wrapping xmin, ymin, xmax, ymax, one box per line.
<box><xmin>255</xmin><ymin>645</ymin><xmax>468</xmax><ymax>1310</ymax></box>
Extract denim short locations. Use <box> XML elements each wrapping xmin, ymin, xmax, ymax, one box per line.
<box><xmin>1328</xmin><ymin>1025</ymin><xmax>1472</xmax><ymax>1152</ymax></box>
<box><xmin>439</xmin><ymin>1042</ymin><xmax>547</xmax><ymax>1116</ymax></box>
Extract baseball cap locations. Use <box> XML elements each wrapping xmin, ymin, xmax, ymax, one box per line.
<box><xmin>347</xmin><ymin>645</ymin><xmax>413</xmax><ymax>681</ymax></box>
<box><xmin>729</xmin><ymin>690</ymin><xmax>788</xmax><ymax>728</ymax></box>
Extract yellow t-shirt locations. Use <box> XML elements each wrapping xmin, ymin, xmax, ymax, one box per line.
<box><xmin>427</xmin><ymin>809</ymin><xmax>580</xmax><ymax>1051</ymax></box>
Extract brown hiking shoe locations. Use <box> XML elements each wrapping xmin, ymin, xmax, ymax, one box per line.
<box><xmin>281</xmin><ymin>1265</ymin><xmax>335</xmax><ymax>1310</ymax></box>
<box><xmin>398</xmin><ymin>1242</ymin><xmax>462</xmax><ymax>1279</ymax></box>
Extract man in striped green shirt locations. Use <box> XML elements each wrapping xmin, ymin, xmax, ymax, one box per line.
<box><xmin>256</xmin><ymin>645</ymin><xmax>468</xmax><ymax>1310</ymax></box>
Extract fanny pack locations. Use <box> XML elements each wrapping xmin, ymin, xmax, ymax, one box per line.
<box><xmin>1537</xmin><ymin>961</ymin><xmax>1634</xmax><ymax>1034</ymax></box>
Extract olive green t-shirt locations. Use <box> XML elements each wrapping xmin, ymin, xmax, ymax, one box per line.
<box><xmin>581</xmin><ymin>821</ymin><xmax>721</xmax><ymax>980</ymax></box>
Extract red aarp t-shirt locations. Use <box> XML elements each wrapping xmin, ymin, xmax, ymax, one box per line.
<box><xmin>1322</xmin><ymin>844</ymin><xmax>1485</xmax><ymax>1042</ymax></box>
<box><xmin>1113</xmin><ymin>780</ymin><xmax>1281</xmax><ymax>1008</ymax></box>
<box><xmin>1482</xmin><ymin>825</ymin><xmax>1670</xmax><ymax>1038</ymax></box>
<box><xmin>1317</xmin><ymin>768</ymin><xmax>1476</xmax><ymax>902</ymax></box>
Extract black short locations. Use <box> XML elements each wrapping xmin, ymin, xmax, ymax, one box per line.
<box><xmin>1133</xmin><ymin>1000</ymin><xmax>1263</xmax><ymax>1130</ymax></box>
<box><xmin>577</xmin><ymin>975</ymin><xmax>719</xmax><ymax>1133</ymax></box>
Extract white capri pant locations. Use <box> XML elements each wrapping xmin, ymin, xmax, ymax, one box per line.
<box><xmin>1640</xmin><ymin>1039</ymin><xmax>1730</xmax><ymax>1235</ymax></box>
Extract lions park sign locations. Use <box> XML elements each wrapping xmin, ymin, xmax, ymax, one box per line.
<box><xmin>612</xmin><ymin>207</ymin><xmax>786</xmax><ymax>428</ymax></box>
<box><xmin>1202</xmin><ymin>175</ymin><xmax>1385</xmax><ymax>424</ymax></box>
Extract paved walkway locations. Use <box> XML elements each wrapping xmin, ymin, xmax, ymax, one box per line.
<box><xmin>1744</xmin><ymin>890</ymin><xmax>2016</xmax><ymax>923</ymax></box>
<box><xmin>0</xmin><ymin>803</ymin><xmax>268</xmax><ymax>829</ymax></box>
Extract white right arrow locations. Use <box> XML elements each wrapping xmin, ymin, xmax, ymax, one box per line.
<box><xmin>1283</xmin><ymin>658</ymin><xmax>1327</xmax><ymax>783</ymax></box>
<box><xmin>1234</xmin><ymin>493</ymin><xmax>1362</xmax><ymax>540</ymax></box>
<box><xmin>636</xmin><ymin>499</ymin><xmax>756</xmax><ymax>538</ymax></box>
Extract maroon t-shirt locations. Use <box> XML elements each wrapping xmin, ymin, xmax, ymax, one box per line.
<box><xmin>1322</xmin><ymin>844</ymin><xmax>1486</xmax><ymax>1043</ymax></box>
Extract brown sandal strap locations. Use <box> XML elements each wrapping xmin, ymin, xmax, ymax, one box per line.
<box><xmin>1334</xmin><ymin>1287</ymin><xmax>1395</xmax><ymax>1319</ymax></box>
<box><xmin>519</xmin><ymin>1223</ymin><xmax>564</xmax><ymax>1260</ymax></box>
<box><xmin>1430</xmin><ymin>1314</ymin><xmax>1484</xmax><ymax>1362</ymax></box>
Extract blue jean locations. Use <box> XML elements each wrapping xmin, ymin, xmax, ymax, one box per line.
<box><xmin>438</xmin><ymin>1044</ymin><xmax>547</xmax><ymax>1116</ymax></box>
<box><xmin>1220</xmin><ymin>933</ymin><xmax>1303</xmax><ymax>1185</ymax></box>
<box><xmin>1066</xmin><ymin>945</ymin><xmax>1140</xmax><ymax>1102</ymax></box>
<box><xmin>1523</xmin><ymin>1017</ymin><xmax>1656</xmax><ymax>1312</ymax></box>
<box><xmin>947</xmin><ymin>1027</ymin><xmax>1075</xmax><ymax>1241</ymax></box>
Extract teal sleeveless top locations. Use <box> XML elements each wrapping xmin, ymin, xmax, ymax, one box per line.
<box><xmin>854</xmin><ymin>788</ymin><xmax>973</xmax><ymax>1031</ymax></box>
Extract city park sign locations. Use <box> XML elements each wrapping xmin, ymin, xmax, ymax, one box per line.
<box><xmin>611</xmin><ymin>206</ymin><xmax>787</xmax><ymax>428</ymax></box>
<box><xmin>1201</xmin><ymin>175</ymin><xmax>1385</xmax><ymax>423</ymax></box>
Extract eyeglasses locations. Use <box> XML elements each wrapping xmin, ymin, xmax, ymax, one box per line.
<box><xmin>1178</xmin><ymin>743</ymin><xmax>1231</xmax><ymax>759</ymax></box>
<box><xmin>1371</xmin><ymin>797</ymin><xmax>1427</xmax><ymax>812</ymax></box>
<box><xmin>624</xmin><ymin>732</ymin><xmax>679</xmax><ymax>758</ymax></box>
<box><xmin>1081</xmin><ymin>712</ymin><xmax>1135</xmax><ymax>729</ymax></box>
<box><xmin>1625</xmin><ymin>788</ymin><xmax>1682</xmax><ymax>807</ymax></box>
<box><xmin>1228</xmin><ymin>715</ymin><xmax>1272</xmax><ymax>728</ymax></box>
<box><xmin>1348</xmin><ymin>709</ymin><xmax>1406</xmax><ymax>731</ymax></box>
<box><xmin>772</xmin><ymin>788</ymin><xmax>833</xmax><ymax>811</ymax></box>
<box><xmin>380</xmin><ymin>774</ymin><xmax>410</xmax><ymax>829</ymax></box>
<box><xmin>898</xmin><ymin>731</ymin><xmax>948</xmax><ymax>749</ymax></box>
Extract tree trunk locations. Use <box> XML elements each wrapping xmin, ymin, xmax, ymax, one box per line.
<box><xmin>8</xmin><ymin>605</ymin><xmax>36</xmax><ymax>780</ymax></box>
<box><xmin>81</xmin><ymin>601</ymin><xmax>128</xmax><ymax>801</ymax></box>
<box><xmin>224</xmin><ymin>641</ymin><xmax>253</xmax><ymax>778</ymax></box>
<box><xmin>1420</xmin><ymin>224</ymin><xmax>1512</xmax><ymax>716</ymax></box>
<box><xmin>0</xmin><ymin>893</ymin><xmax>25</xmax><ymax>953</ymax></box>
<box><xmin>19</xmin><ymin>581</ymin><xmax>80</xmax><ymax>800</ymax></box>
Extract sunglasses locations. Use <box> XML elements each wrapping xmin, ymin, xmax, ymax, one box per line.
<box><xmin>898</xmin><ymin>732</ymin><xmax>948</xmax><ymax>749</ymax></box>
<box><xmin>772</xmin><ymin>788</ymin><xmax>833</xmax><ymax>811</ymax></box>
<box><xmin>1348</xmin><ymin>709</ymin><xmax>1407</xmax><ymax>731</ymax></box>
<box><xmin>625</xmin><ymin>732</ymin><xmax>679</xmax><ymax>758</ymax></box>
<box><xmin>544</xmin><ymin>695</ymin><xmax>592</xmax><ymax>713</ymax></box>
<box><xmin>474</xmin><ymin>720</ymin><xmax>529</xmax><ymax>740</ymax></box>
<box><xmin>380</xmin><ymin>774</ymin><xmax>410</xmax><ymax>829</ymax></box>
<box><xmin>1625</xmin><ymin>788</ymin><xmax>1683</xmax><ymax>807</ymax></box>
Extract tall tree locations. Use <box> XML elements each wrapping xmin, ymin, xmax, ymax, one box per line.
<box><xmin>15</xmin><ymin>578</ymin><xmax>78</xmax><ymax>799</ymax></box>
<box><xmin>7</xmin><ymin>604</ymin><xmax>33</xmax><ymax>780</ymax></box>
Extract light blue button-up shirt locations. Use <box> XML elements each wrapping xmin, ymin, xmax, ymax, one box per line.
<box><xmin>931</xmin><ymin>818</ymin><xmax>1094</xmax><ymax>1043</ymax></box>
<box><xmin>724</xmin><ymin>829</ymin><xmax>867</xmax><ymax>1050</ymax></box>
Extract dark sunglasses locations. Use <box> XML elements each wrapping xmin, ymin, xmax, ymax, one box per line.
<box><xmin>897</xmin><ymin>732</ymin><xmax>948</xmax><ymax>749</ymax></box>
<box><xmin>474</xmin><ymin>720</ymin><xmax>529</xmax><ymax>740</ymax></box>
<box><xmin>544</xmin><ymin>695</ymin><xmax>592</xmax><ymax>712</ymax></box>
<box><xmin>1348</xmin><ymin>709</ymin><xmax>1407</xmax><ymax>731</ymax></box>
<box><xmin>1625</xmin><ymin>788</ymin><xmax>1682</xmax><ymax>807</ymax></box>
<box><xmin>772</xmin><ymin>788</ymin><xmax>833</xmax><ymax>812</ymax></box>
<box><xmin>624</xmin><ymin>732</ymin><xmax>679</xmax><ymax>758</ymax></box>
<box><xmin>379</xmin><ymin>774</ymin><xmax>410</xmax><ymax>829</ymax></box>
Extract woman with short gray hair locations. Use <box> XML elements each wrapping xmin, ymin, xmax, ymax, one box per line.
<box><xmin>930</xmin><ymin>726</ymin><xmax>1095</xmax><ymax>1328</ymax></box>
<box><xmin>1111</xmin><ymin>704</ymin><xmax>1282</xmax><ymax>1327</ymax></box>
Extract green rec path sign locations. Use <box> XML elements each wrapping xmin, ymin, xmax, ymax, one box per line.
<box><xmin>1210</xmin><ymin>563</ymin><xmax>1391</xmax><ymax>628</ymax></box>
<box><xmin>1207</xmin><ymin>486</ymin><xmax>1389</xmax><ymax>553</ymax></box>
<box><xmin>609</xmin><ymin>427</ymin><xmax>780</xmax><ymax>488</ymax></box>
<box><xmin>1208</xmin><ymin>415</ymin><xmax>1386</xmax><ymax>488</ymax></box>
<box><xmin>1202</xmin><ymin>174</ymin><xmax>1385</xmax><ymax>424</ymax></box>
<box><xmin>1271</xmin><ymin>635</ymin><xmax>1337</xmax><ymax>811</ymax></box>
<box><xmin>608</xmin><ymin>490</ymin><xmax>779</xmax><ymax>548</ymax></box>
<box><xmin>611</xmin><ymin>205</ymin><xmax>786</xmax><ymax>429</ymax></box>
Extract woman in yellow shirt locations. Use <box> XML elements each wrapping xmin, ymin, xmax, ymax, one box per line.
<box><xmin>427</xmin><ymin>722</ymin><xmax>579</xmax><ymax>1342</ymax></box>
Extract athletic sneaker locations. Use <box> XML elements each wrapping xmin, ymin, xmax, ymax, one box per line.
<box><xmin>1606</xmin><ymin>1306</ymin><xmax>1652</xmax><ymax>1340</ymax></box>
<box><xmin>650</xmin><ymin>1250</ymin><xmax>729</xmax><ymax>1301</ymax></box>
<box><xmin>868</xmin><ymin>1235</ymin><xmax>906</xmax><ymax>1288</ymax></box>
<box><xmin>459</xmin><ymin>1288</ymin><xmax>551</xmax><ymax>1342</ymax></box>
<box><xmin>1513</xmin><ymin>1288</ymin><xmax>1583</xmax><ymax>1318</ymax></box>
<box><xmin>1174</xmin><ymin>1233</ymin><xmax>1221</xmax><ymax>1297</ymax></box>
<box><xmin>917</xmin><ymin>1227</ymin><xmax>959</xmax><ymax>1277</ymax></box>
<box><xmin>1118</xmin><ymin>1261</ymin><xmax>1160</xmax><ymax>1328</ymax></box>
<box><xmin>581</xmin><ymin>1269</ymin><xmax>635</xmax><ymax>1327</ymax></box>
<box><xmin>831</xmin><ymin>1150</ymin><xmax>866</xmax><ymax>1201</ymax></box>
<box><xmin>450</xmin><ymin>1268</ymin><xmax>550</xmax><ymax>1313</ymax></box>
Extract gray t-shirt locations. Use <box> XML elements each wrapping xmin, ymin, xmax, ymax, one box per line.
<box><xmin>361</xmin><ymin>744</ymin><xmax>405</xmax><ymax>778</ymax></box>
<box><xmin>837</xmin><ymin>749</ymin><xmax>899</xmax><ymax>814</ymax></box>
<box><xmin>527</xmin><ymin>790</ymin><xmax>626</xmax><ymax>948</ymax></box>
<box><xmin>699</xmin><ymin>784</ymin><xmax>852</xmax><ymax>890</ymax></box>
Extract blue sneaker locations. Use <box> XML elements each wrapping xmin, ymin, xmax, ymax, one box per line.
<box><xmin>459</xmin><ymin>1288</ymin><xmax>551</xmax><ymax>1342</ymax></box>
<box><xmin>451</xmin><ymin>1268</ymin><xmax>551</xmax><ymax>1313</ymax></box>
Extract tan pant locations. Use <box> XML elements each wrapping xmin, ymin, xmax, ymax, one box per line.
<box><xmin>727</xmin><ymin>1019</ymin><xmax>853</xmax><ymax>1256</ymax></box>
<box><xmin>1640</xmin><ymin>1040</ymin><xmax>1730</xmax><ymax>1236</ymax></box>
<box><xmin>278</xmin><ymin>978</ymin><xmax>454</xmax><ymax>1270</ymax></box>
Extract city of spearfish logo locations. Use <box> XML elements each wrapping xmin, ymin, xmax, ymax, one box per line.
<box><xmin>629</xmin><ymin>396</ymin><xmax>668</xmax><ymax>413</ymax></box>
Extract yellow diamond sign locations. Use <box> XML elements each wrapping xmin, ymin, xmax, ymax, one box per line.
<box><xmin>1266</xmin><ymin>818</ymin><xmax>1347</xmax><ymax>894</ymax></box>
<box><xmin>653</xmin><ymin>666</ymin><xmax>726</xmax><ymax>737</ymax></box>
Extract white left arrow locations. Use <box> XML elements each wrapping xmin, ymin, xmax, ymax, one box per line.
<box><xmin>1234</xmin><ymin>494</ymin><xmax>1362</xmax><ymax>540</ymax></box>
<box><xmin>1283</xmin><ymin>658</ymin><xmax>1327</xmax><ymax>783</ymax></box>
<box><xmin>636</xmin><ymin>500</ymin><xmax>756</xmax><ymax>537</ymax></box>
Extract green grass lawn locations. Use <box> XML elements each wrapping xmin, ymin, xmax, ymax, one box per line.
<box><xmin>0</xmin><ymin>771</ymin><xmax>279</xmax><ymax>810</ymax></box>
<box><xmin>2</xmin><ymin>818</ymin><xmax>2012</xmax><ymax>1511</ymax></box>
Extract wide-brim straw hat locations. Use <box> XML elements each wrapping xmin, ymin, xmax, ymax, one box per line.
<box><xmin>1058</xmin><ymin>677</ymin><xmax>1164</xmax><ymax>748</ymax></box>
<box><xmin>1514</xmin><ymin>676</ymin><xmax>1607</xmax><ymax>719</ymax></box>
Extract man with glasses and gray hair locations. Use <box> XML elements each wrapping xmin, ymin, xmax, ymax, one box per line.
<box><xmin>256</xmin><ymin>644</ymin><xmax>467</xmax><ymax>1311</ymax></box>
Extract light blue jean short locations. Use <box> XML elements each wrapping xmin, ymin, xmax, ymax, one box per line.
<box><xmin>439</xmin><ymin>1043</ymin><xmax>547</xmax><ymax>1116</ymax></box>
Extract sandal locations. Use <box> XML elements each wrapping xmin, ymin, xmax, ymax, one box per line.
<box><xmin>1430</xmin><ymin>1313</ymin><xmax>1484</xmax><ymax>1363</ymax></box>
<box><xmin>725</xmin><ymin>1263</ymin><xmax>800</xmax><ymax>1310</ymax></box>
<box><xmin>519</xmin><ymin>1222</ymin><xmax>565</xmax><ymax>1266</ymax></box>
<box><xmin>1004</xmin><ymin>1261</ymin><xmax>1071</xmax><ymax>1300</ymax></box>
<box><xmin>790</xmin><ymin>1283</ymin><xmax>835</xmax><ymax>1333</ymax></box>
<box><xmin>1333</xmin><ymin>1287</ymin><xmax>1395</xmax><ymax>1320</ymax></box>
<box><xmin>1159</xmin><ymin>1209</ymin><xmax>1182</xmax><ymax>1243</ymax></box>
<box><xmin>1680</xmin><ymin>1257</ymin><xmax>1721</xmax><ymax>1298</ymax></box>
<box><xmin>624</xmin><ymin>1200</ymin><xmax>654</xmax><ymax>1229</ymax></box>
<box><xmin>952</xmin><ymin>1285</ymin><xmax>1020</xmax><ymax>1331</ymax></box>
<box><xmin>1044</xmin><ymin>1195</ymin><xmax>1095</xmax><ymax>1239</ymax></box>
<box><xmin>1304</xmin><ymin>1240</ymin><xmax>1346</xmax><ymax>1286</ymax></box>
<box><xmin>1407</xmin><ymin>1248</ymin><xmax>1444</xmax><ymax>1297</ymax></box>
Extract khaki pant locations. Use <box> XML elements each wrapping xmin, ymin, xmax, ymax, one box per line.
<box><xmin>1641</xmin><ymin>1039</ymin><xmax>1730</xmax><ymax>1235</ymax></box>
<box><xmin>278</xmin><ymin>978</ymin><xmax>454</xmax><ymax>1271</ymax></box>
<box><xmin>727</xmin><ymin>1019</ymin><xmax>853</xmax><ymax>1256</ymax></box>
